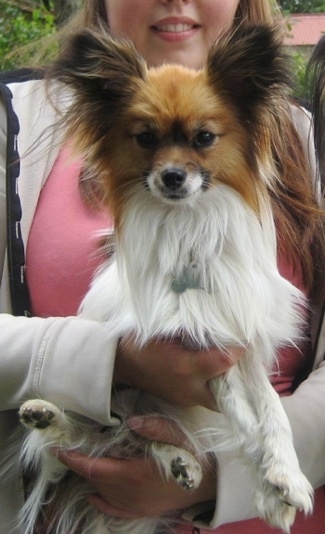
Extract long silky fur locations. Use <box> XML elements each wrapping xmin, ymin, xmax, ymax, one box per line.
<box><xmin>307</xmin><ymin>34</ymin><xmax>325</xmax><ymax>194</ymax></box>
<box><xmin>16</xmin><ymin>24</ymin><xmax>318</xmax><ymax>534</ymax></box>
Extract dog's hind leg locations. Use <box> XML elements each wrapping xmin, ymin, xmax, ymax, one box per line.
<box><xmin>19</xmin><ymin>399</ymin><xmax>72</xmax><ymax>440</ymax></box>
<box><xmin>150</xmin><ymin>442</ymin><xmax>203</xmax><ymax>490</ymax></box>
<box><xmin>19</xmin><ymin>399</ymin><xmax>78</xmax><ymax>483</ymax></box>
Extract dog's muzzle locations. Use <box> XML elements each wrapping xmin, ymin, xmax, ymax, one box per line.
<box><xmin>148</xmin><ymin>166</ymin><xmax>204</xmax><ymax>202</ymax></box>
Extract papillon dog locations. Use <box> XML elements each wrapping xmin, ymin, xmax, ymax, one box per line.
<box><xmin>18</xmin><ymin>25</ymin><xmax>313</xmax><ymax>534</ymax></box>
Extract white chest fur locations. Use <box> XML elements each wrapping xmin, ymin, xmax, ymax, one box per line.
<box><xmin>81</xmin><ymin>184</ymin><xmax>303</xmax><ymax>367</ymax></box>
<box><xmin>21</xmin><ymin>183</ymin><xmax>312</xmax><ymax>534</ymax></box>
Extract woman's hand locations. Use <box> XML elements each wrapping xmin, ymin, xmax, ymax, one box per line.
<box><xmin>114</xmin><ymin>337</ymin><xmax>245</xmax><ymax>411</ymax></box>
<box><xmin>54</xmin><ymin>416</ymin><xmax>216</xmax><ymax>519</ymax></box>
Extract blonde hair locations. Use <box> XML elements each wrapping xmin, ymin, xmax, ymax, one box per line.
<box><xmin>235</xmin><ymin>0</ymin><xmax>281</xmax><ymax>25</ymax></box>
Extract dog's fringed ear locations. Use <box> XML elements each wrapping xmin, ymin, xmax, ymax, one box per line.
<box><xmin>207</xmin><ymin>25</ymin><xmax>291</xmax><ymax>124</ymax></box>
<box><xmin>50</xmin><ymin>29</ymin><xmax>147</xmax><ymax>109</ymax></box>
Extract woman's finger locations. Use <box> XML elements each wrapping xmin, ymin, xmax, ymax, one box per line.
<box><xmin>127</xmin><ymin>415</ymin><xmax>190</xmax><ymax>448</ymax></box>
<box><xmin>87</xmin><ymin>495</ymin><xmax>143</xmax><ymax>519</ymax></box>
<box><xmin>53</xmin><ymin>449</ymin><xmax>125</xmax><ymax>481</ymax></box>
<box><xmin>52</xmin><ymin>448</ymin><xmax>216</xmax><ymax>518</ymax></box>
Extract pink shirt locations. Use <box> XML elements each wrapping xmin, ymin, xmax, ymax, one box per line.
<box><xmin>26</xmin><ymin>147</ymin><xmax>112</xmax><ymax>317</ymax></box>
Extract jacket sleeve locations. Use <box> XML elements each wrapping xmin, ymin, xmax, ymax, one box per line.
<box><xmin>0</xmin><ymin>313</ymin><xmax>121</xmax><ymax>426</ymax></box>
<box><xmin>0</xmin><ymin>92</ymin><xmax>120</xmax><ymax>426</ymax></box>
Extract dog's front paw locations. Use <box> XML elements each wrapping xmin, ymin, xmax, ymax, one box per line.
<box><xmin>19</xmin><ymin>400</ymin><xmax>61</xmax><ymax>430</ymax></box>
<box><xmin>256</xmin><ymin>467</ymin><xmax>313</xmax><ymax>533</ymax></box>
<box><xmin>255</xmin><ymin>486</ymin><xmax>296</xmax><ymax>534</ymax></box>
<box><xmin>264</xmin><ymin>464</ymin><xmax>313</xmax><ymax>514</ymax></box>
<box><xmin>151</xmin><ymin>443</ymin><xmax>202</xmax><ymax>490</ymax></box>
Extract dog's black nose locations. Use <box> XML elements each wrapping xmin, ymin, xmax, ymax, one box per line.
<box><xmin>161</xmin><ymin>168</ymin><xmax>186</xmax><ymax>190</ymax></box>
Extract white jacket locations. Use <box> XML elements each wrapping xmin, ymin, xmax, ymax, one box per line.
<box><xmin>0</xmin><ymin>75</ymin><xmax>324</xmax><ymax>533</ymax></box>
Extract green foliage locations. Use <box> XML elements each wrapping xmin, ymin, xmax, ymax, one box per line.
<box><xmin>0</xmin><ymin>1</ymin><xmax>56</xmax><ymax>70</ymax></box>
<box><xmin>279</xmin><ymin>0</ymin><xmax>325</xmax><ymax>13</ymax></box>
<box><xmin>279</xmin><ymin>1</ymin><xmax>325</xmax><ymax>98</ymax></box>
<box><xmin>289</xmin><ymin>50</ymin><xmax>309</xmax><ymax>98</ymax></box>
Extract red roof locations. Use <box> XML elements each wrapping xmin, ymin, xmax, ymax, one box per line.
<box><xmin>284</xmin><ymin>13</ymin><xmax>325</xmax><ymax>46</ymax></box>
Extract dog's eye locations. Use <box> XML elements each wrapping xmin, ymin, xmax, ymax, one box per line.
<box><xmin>193</xmin><ymin>130</ymin><xmax>216</xmax><ymax>148</ymax></box>
<box><xmin>135</xmin><ymin>131</ymin><xmax>158</xmax><ymax>149</ymax></box>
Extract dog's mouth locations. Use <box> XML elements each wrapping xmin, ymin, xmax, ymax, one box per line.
<box><xmin>165</xmin><ymin>192</ymin><xmax>188</xmax><ymax>200</ymax></box>
<box><xmin>159</xmin><ymin>190</ymin><xmax>193</xmax><ymax>202</ymax></box>
<box><xmin>147</xmin><ymin>167</ymin><xmax>210</xmax><ymax>203</ymax></box>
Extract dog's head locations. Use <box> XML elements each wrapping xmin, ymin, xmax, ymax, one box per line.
<box><xmin>53</xmin><ymin>25</ymin><xmax>290</xmax><ymax>218</ymax></box>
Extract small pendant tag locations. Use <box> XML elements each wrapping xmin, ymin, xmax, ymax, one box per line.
<box><xmin>172</xmin><ymin>261</ymin><xmax>206</xmax><ymax>293</ymax></box>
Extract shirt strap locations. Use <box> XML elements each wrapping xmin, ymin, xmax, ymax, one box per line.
<box><xmin>0</xmin><ymin>80</ymin><xmax>32</xmax><ymax>316</ymax></box>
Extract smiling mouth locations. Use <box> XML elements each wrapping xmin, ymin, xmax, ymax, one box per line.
<box><xmin>152</xmin><ymin>22</ymin><xmax>200</xmax><ymax>34</ymax></box>
<box><xmin>153</xmin><ymin>23</ymin><xmax>199</xmax><ymax>33</ymax></box>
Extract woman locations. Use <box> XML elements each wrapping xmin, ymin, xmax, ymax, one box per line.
<box><xmin>0</xmin><ymin>1</ymin><xmax>324</xmax><ymax>533</ymax></box>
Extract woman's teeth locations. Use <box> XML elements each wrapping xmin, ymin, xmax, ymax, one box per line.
<box><xmin>156</xmin><ymin>24</ymin><xmax>194</xmax><ymax>33</ymax></box>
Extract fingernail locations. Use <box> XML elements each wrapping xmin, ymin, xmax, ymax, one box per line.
<box><xmin>127</xmin><ymin>416</ymin><xmax>144</xmax><ymax>431</ymax></box>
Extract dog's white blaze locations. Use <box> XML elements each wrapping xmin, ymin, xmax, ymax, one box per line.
<box><xmin>82</xmin><ymin>183</ymin><xmax>303</xmax><ymax>362</ymax></box>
